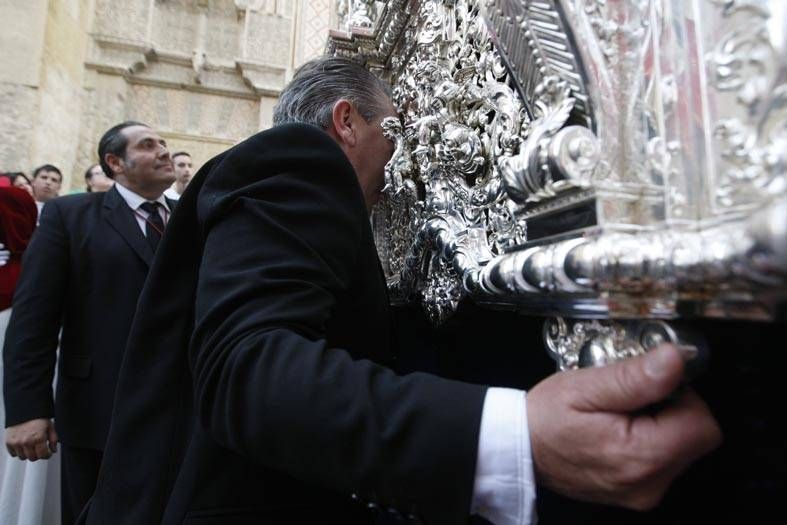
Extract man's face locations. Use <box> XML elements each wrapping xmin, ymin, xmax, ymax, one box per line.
<box><xmin>173</xmin><ymin>154</ymin><xmax>193</xmax><ymax>186</ymax></box>
<box><xmin>112</xmin><ymin>126</ymin><xmax>175</xmax><ymax>195</ymax></box>
<box><xmin>353</xmin><ymin>103</ymin><xmax>397</xmax><ymax>210</ymax></box>
<box><xmin>31</xmin><ymin>170</ymin><xmax>62</xmax><ymax>202</ymax></box>
<box><xmin>87</xmin><ymin>165</ymin><xmax>114</xmax><ymax>192</ymax></box>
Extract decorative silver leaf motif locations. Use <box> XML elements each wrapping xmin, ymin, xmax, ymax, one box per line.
<box><xmin>331</xmin><ymin>0</ymin><xmax>787</xmax><ymax>328</ymax></box>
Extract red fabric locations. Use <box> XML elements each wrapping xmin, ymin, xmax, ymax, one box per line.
<box><xmin>0</xmin><ymin>187</ymin><xmax>38</xmax><ymax>310</ymax></box>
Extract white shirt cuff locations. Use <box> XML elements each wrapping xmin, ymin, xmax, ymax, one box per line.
<box><xmin>471</xmin><ymin>387</ymin><xmax>537</xmax><ymax>525</ymax></box>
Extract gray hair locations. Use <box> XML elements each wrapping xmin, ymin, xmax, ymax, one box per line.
<box><xmin>273</xmin><ymin>56</ymin><xmax>392</xmax><ymax>128</ymax></box>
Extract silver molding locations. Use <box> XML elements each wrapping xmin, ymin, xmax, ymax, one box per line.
<box><xmin>329</xmin><ymin>0</ymin><xmax>787</xmax><ymax>339</ymax></box>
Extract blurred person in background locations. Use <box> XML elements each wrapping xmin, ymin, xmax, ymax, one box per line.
<box><xmin>30</xmin><ymin>165</ymin><xmax>63</xmax><ymax>216</ymax></box>
<box><xmin>83</xmin><ymin>164</ymin><xmax>114</xmax><ymax>193</ymax></box>
<box><xmin>163</xmin><ymin>151</ymin><xmax>193</xmax><ymax>200</ymax></box>
<box><xmin>7</xmin><ymin>173</ymin><xmax>33</xmax><ymax>197</ymax></box>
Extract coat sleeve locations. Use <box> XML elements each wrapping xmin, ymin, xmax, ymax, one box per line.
<box><xmin>3</xmin><ymin>200</ymin><xmax>69</xmax><ymax>427</ymax></box>
<box><xmin>191</xmin><ymin>165</ymin><xmax>487</xmax><ymax>523</ymax></box>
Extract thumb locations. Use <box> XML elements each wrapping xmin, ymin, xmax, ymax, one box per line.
<box><xmin>571</xmin><ymin>344</ymin><xmax>686</xmax><ymax>413</ymax></box>
<box><xmin>47</xmin><ymin>422</ymin><xmax>59</xmax><ymax>454</ymax></box>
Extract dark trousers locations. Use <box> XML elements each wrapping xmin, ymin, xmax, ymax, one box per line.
<box><xmin>60</xmin><ymin>444</ymin><xmax>102</xmax><ymax>525</ymax></box>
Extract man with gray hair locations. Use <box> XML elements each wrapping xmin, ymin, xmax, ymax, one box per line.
<box><xmin>81</xmin><ymin>57</ymin><xmax>720</xmax><ymax>525</ymax></box>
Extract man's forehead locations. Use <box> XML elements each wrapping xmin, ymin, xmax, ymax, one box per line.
<box><xmin>123</xmin><ymin>125</ymin><xmax>160</xmax><ymax>142</ymax></box>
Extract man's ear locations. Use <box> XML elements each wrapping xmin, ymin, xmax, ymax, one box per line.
<box><xmin>329</xmin><ymin>99</ymin><xmax>358</xmax><ymax>147</ymax></box>
<box><xmin>105</xmin><ymin>153</ymin><xmax>123</xmax><ymax>177</ymax></box>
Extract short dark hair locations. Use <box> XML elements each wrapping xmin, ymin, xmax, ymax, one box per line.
<box><xmin>273</xmin><ymin>56</ymin><xmax>392</xmax><ymax>128</ymax></box>
<box><xmin>7</xmin><ymin>172</ymin><xmax>30</xmax><ymax>185</ymax></box>
<box><xmin>84</xmin><ymin>163</ymin><xmax>100</xmax><ymax>180</ymax></box>
<box><xmin>98</xmin><ymin>121</ymin><xmax>149</xmax><ymax>179</ymax></box>
<box><xmin>84</xmin><ymin>163</ymin><xmax>100</xmax><ymax>192</ymax></box>
<box><xmin>171</xmin><ymin>152</ymin><xmax>191</xmax><ymax>161</ymax></box>
<box><xmin>32</xmin><ymin>164</ymin><xmax>63</xmax><ymax>182</ymax></box>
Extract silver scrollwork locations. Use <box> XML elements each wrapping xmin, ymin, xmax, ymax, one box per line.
<box><xmin>544</xmin><ymin>317</ymin><xmax>706</xmax><ymax>371</ymax></box>
<box><xmin>331</xmin><ymin>0</ymin><xmax>787</xmax><ymax>330</ymax></box>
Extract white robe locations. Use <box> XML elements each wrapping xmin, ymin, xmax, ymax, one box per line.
<box><xmin>0</xmin><ymin>308</ymin><xmax>61</xmax><ymax>524</ymax></box>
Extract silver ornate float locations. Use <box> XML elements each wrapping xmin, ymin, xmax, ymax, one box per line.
<box><xmin>328</xmin><ymin>0</ymin><xmax>787</xmax><ymax>369</ymax></box>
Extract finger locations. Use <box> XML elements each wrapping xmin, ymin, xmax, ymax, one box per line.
<box><xmin>47</xmin><ymin>424</ymin><xmax>59</xmax><ymax>454</ymax></box>
<box><xmin>638</xmin><ymin>390</ymin><xmax>723</xmax><ymax>463</ymax></box>
<box><xmin>6</xmin><ymin>444</ymin><xmax>18</xmax><ymax>458</ymax></box>
<box><xmin>19</xmin><ymin>445</ymin><xmax>38</xmax><ymax>461</ymax></box>
<box><xmin>571</xmin><ymin>344</ymin><xmax>685</xmax><ymax>413</ymax></box>
<box><xmin>23</xmin><ymin>444</ymin><xmax>39</xmax><ymax>462</ymax></box>
<box><xmin>34</xmin><ymin>439</ymin><xmax>52</xmax><ymax>460</ymax></box>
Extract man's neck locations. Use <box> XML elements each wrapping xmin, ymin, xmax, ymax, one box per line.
<box><xmin>175</xmin><ymin>181</ymin><xmax>188</xmax><ymax>195</ymax></box>
<box><xmin>115</xmin><ymin>181</ymin><xmax>165</xmax><ymax>202</ymax></box>
<box><xmin>114</xmin><ymin>180</ymin><xmax>168</xmax><ymax>201</ymax></box>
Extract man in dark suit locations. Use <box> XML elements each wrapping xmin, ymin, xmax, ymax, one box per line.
<box><xmin>3</xmin><ymin>121</ymin><xmax>177</xmax><ymax>523</ymax></box>
<box><xmin>80</xmin><ymin>58</ymin><xmax>720</xmax><ymax>525</ymax></box>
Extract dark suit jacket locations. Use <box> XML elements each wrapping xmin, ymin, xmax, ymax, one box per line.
<box><xmin>3</xmin><ymin>185</ymin><xmax>176</xmax><ymax>450</ymax></box>
<box><xmin>82</xmin><ymin>124</ymin><xmax>487</xmax><ymax>525</ymax></box>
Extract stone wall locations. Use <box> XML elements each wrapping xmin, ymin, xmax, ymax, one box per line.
<box><xmin>0</xmin><ymin>0</ymin><xmax>337</xmax><ymax>192</ymax></box>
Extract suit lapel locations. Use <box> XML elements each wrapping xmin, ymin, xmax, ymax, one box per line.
<box><xmin>103</xmin><ymin>185</ymin><xmax>154</xmax><ymax>267</ymax></box>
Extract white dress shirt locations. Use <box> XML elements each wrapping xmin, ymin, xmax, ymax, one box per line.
<box><xmin>472</xmin><ymin>388</ymin><xmax>537</xmax><ymax>524</ymax></box>
<box><xmin>114</xmin><ymin>182</ymin><xmax>171</xmax><ymax>234</ymax></box>
<box><xmin>163</xmin><ymin>187</ymin><xmax>181</xmax><ymax>201</ymax></box>
<box><xmin>35</xmin><ymin>201</ymin><xmax>44</xmax><ymax>225</ymax></box>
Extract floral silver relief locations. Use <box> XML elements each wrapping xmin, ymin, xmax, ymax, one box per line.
<box><xmin>329</xmin><ymin>1</ymin><xmax>787</xmax><ymax>358</ymax></box>
<box><xmin>706</xmin><ymin>0</ymin><xmax>787</xmax><ymax>211</ymax></box>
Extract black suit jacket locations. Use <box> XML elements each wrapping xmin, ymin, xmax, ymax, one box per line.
<box><xmin>83</xmin><ymin>124</ymin><xmax>487</xmax><ymax>525</ymax></box>
<box><xmin>3</xmin><ymin>185</ymin><xmax>176</xmax><ymax>450</ymax></box>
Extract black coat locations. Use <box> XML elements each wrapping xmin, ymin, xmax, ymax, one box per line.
<box><xmin>3</xmin><ymin>185</ymin><xmax>176</xmax><ymax>450</ymax></box>
<box><xmin>82</xmin><ymin>124</ymin><xmax>487</xmax><ymax>525</ymax></box>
